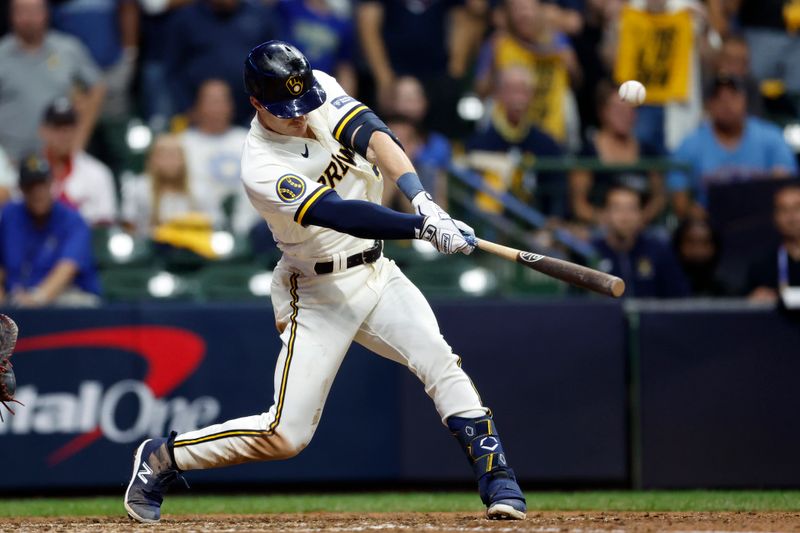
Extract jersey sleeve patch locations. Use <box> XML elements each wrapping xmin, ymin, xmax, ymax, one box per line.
<box><xmin>331</xmin><ymin>95</ymin><xmax>356</xmax><ymax>109</ymax></box>
<box><xmin>276</xmin><ymin>174</ymin><xmax>307</xmax><ymax>203</ymax></box>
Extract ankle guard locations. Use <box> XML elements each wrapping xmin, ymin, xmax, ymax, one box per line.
<box><xmin>447</xmin><ymin>414</ymin><xmax>525</xmax><ymax>506</ymax></box>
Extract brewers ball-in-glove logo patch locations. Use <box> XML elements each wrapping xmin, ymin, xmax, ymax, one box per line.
<box><xmin>277</xmin><ymin>174</ymin><xmax>306</xmax><ymax>203</ymax></box>
<box><xmin>286</xmin><ymin>76</ymin><xmax>304</xmax><ymax>96</ymax></box>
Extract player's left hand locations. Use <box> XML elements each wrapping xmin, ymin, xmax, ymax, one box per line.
<box><xmin>411</xmin><ymin>192</ymin><xmax>447</xmax><ymax>219</ymax></box>
<box><xmin>412</xmin><ymin>192</ymin><xmax>477</xmax><ymax>247</ymax></box>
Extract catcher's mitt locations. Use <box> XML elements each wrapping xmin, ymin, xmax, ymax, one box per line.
<box><xmin>0</xmin><ymin>314</ymin><xmax>19</xmax><ymax>421</ymax></box>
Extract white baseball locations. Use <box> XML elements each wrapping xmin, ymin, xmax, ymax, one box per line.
<box><xmin>619</xmin><ymin>80</ymin><xmax>646</xmax><ymax>106</ymax></box>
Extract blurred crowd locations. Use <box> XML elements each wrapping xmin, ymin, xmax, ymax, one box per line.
<box><xmin>0</xmin><ymin>0</ymin><xmax>799</xmax><ymax>306</ymax></box>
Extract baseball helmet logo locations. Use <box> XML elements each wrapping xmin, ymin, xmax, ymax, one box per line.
<box><xmin>285</xmin><ymin>76</ymin><xmax>304</xmax><ymax>96</ymax></box>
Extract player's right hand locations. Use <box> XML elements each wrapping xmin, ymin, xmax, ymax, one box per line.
<box><xmin>417</xmin><ymin>216</ymin><xmax>475</xmax><ymax>255</ymax></box>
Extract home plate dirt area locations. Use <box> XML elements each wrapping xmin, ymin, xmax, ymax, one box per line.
<box><xmin>3</xmin><ymin>512</ymin><xmax>800</xmax><ymax>532</ymax></box>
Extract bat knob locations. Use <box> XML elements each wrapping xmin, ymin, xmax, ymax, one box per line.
<box><xmin>610</xmin><ymin>278</ymin><xmax>626</xmax><ymax>298</ymax></box>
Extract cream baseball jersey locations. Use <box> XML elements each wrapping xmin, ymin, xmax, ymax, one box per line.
<box><xmin>240</xmin><ymin>70</ymin><xmax>384</xmax><ymax>260</ymax></box>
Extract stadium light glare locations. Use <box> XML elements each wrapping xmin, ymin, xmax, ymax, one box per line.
<box><xmin>249</xmin><ymin>272</ymin><xmax>273</xmax><ymax>296</ymax></box>
<box><xmin>411</xmin><ymin>239</ymin><xmax>439</xmax><ymax>259</ymax></box>
<box><xmin>459</xmin><ymin>267</ymin><xmax>495</xmax><ymax>295</ymax></box>
<box><xmin>108</xmin><ymin>232</ymin><xmax>134</xmax><ymax>260</ymax></box>
<box><xmin>148</xmin><ymin>272</ymin><xmax>177</xmax><ymax>298</ymax></box>
<box><xmin>211</xmin><ymin>231</ymin><xmax>235</xmax><ymax>256</ymax></box>
<box><xmin>783</xmin><ymin>123</ymin><xmax>800</xmax><ymax>152</ymax></box>
<box><xmin>126</xmin><ymin>121</ymin><xmax>153</xmax><ymax>152</ymax></box>
<box><xmin>457</xmin><ymin>95</ymin><xmax>484</xmax><ymax>121</ymax></box>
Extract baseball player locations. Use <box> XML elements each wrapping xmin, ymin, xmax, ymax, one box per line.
<box><xmin>124</xmin><ymin>41</ymin><xmax>526</xmax><ymax>522</ymax></box>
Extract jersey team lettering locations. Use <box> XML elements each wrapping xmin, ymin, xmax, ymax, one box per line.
<box><xmin>277</xmin><ymin>174</ymin><xmax>306</xmax><ymax>203</ymax></box>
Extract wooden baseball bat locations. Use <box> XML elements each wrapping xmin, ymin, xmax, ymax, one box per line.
<box><xmin>474</xmin><ymin>238</ymin><xmax>625</xmax><ymax>298</ymax></box>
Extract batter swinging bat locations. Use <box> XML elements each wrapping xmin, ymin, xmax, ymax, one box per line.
<box><xmin>473</xmin><ymin>238</ymin><xmax>625</xmax><ymax>298</ymax></box>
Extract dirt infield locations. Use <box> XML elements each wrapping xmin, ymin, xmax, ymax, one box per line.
<box><xmin>3</xmin><ymin>512</ymin><xmax>800</xmax><ymax>533</ymax></box>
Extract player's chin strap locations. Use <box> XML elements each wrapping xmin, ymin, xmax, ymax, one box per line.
<box><xmin>447</xmin><ymin>414</ymin><xmax>526</xmax><ymax>507</ymax></box>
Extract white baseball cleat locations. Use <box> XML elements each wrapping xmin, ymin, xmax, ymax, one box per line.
<box><xmin>487</xmin><ymin>499</ymin><xmax>527</xmax><ymax>520</ymax></box>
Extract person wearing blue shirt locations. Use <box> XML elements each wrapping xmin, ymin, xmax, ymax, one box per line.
<box><xmin>0</xmin><ymin>154</ymin><xmax>100</xmax><ymax>307</ymax></box>
<box><xmin>592</xmin><ymin>185</ymin><xmax>691</xmax><ymax>298</ymax></box>
<box><xmin>277</xmin><ymin>0</ymin><xmax>357</xmax><ymax>95</ymax></box>
<box><xmin>668</xmin><ymin>74</ymin><xmax>798</xmax><ymax>219</ymax></box>
<box><xmin>384</xmin><ymin>115</ymin><xmax>452</xmax><ymax>208</ymax></box>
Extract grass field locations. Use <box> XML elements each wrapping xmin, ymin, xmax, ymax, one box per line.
<box><xmin>3</xmin><ymin>491</ymin><xmax>800</xmax><ymax>517</ymax></box>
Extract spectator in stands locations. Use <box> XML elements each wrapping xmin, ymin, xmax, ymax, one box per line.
<box><xmin>572</xmin><ymin>0</ymin><xmax>620</xmax><ymax>131</ymax></box>
<box><xmin>593</xmin><ymin>185</ymin><xmax>691</xmax><ymax>298</ymax></box>
<box><xmin>384</xmin><ymin>77</ymin><xmax>452</xmax><ymax>204</ymax></box>
<box><xmin>475</xmin><ymin>0</ymin><xmax>581</xmax><ymax>148</ymax></box>
<box><xmin>277</xmin><ymin>0</ymin><xmax>357</xmax><ymax>95</ymax></box>
<box><xmin>673</xmin><ymin>217</ymin><xmax>728</xmax><ymax>296</ymax></box>
<box><xmin>388</xmin><ymin>76</ymin><xmax>431</xmax><ymax>125</ymax></box>
<box><xmin>716</xmin><ymin>34</ymin><xmax>764</xmax><ymax>117</ymax></box>
<box><xmin>541</xmin><ymin>0</ymin><xmax>585</xmax><ymax>36</ymax></box>
<box><xmin>136</xmin><ymin>0</ymin><xmax>195</xmax><ymax>128</ymax></box>
<box><xmin>0</xmin><ymin>147</ymin><xmax>16</xmax><ymax>206</ymax></box>
<box><xmin>122</xmin><ymin>134</ymin><xmax>221</xmax><ymax>237</ymax></box>
<box><xmin>0</xmin><ymin>154</ymin><xmax>101</xmax><ymax>307</ymax></box>
<box><xmin>50</xmin><ymin>0</ymin><xmax>138</xmax><ymax>119</ymax></box>
<box><xmin>0</xmin><ymin>0</ymin><xmax>105</xmax><ymax>161</ymax></box>
<box><xmin>708</xmin><ymin>0</ymin><xmax>800</xmax><ymax>93</ymax></box>
<box><xmin>383</xmin><ymin>115</ymin><xmax>450</xmax><ymax>209</ymax></box>
<box><xmin>746</xmin><ymin>182</ymin><xmax>800</xmax><ymax>301</ymax></box>
<box><xmin>668</xmin><ymin>74</ymin><xmax>798</xmax><ymax>219</ymax></box>
<box><xmin>357</xmin><ymin>0</ymin><xmax>484</xmax><ymax>132</ymax></box>
<box><xmin>41</xmin><ymin>98</ymin><xmax>117</xmax><ymax>226</ymax></box>
<box><xmin>604</xmin><ymin>0</ymin><xmax>707</xmax><ymax>152</ymax></box>
<box><xmin>569</xmin><ymin>80</ymin><xmax>666</xmax><ymax>225</ymax></box>
<box><xmin>181</xmin><ymin>79</ymin><xmax>256</xmax><ymax>234</ymax></box>
<box><xmin>466</xmin><ymin>66</ymin><xmax>565</xmax><ymax>216</ymax></box>
<box><xmin>164</xmin><ymin>0</ymin><xmax>278</xmax><ymax>125</ymax></box>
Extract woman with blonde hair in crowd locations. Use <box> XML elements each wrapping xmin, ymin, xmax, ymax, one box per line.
<box><xmin>121</xmin><ymin>133</ymin><xmax>221</xmax><ymax>237</ymax></box>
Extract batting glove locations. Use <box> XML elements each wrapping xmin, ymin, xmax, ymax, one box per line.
<box><xmin>411</xmin><ymin>192</ymin><xmax>446</xmax><ymax>218</ymax></box>
<box><xmin>417</xmin><ymin>216</ymin><xmax>475</xmax><ymax>255</ymax></box>
<box><xmin>412</xmin><ymin>192</ymin><xmax>477</xmax><ymax>247</ymax></box>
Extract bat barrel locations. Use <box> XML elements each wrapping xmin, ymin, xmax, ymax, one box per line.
<box><xmin>473</xmin><ymin>239</ymin><xmax>626</xmax><ymax>298</ymax></box>
<box><xmin>524</xmin><ymin>255</ymin><xmax>625</xmax><ymax>298</ymax></box>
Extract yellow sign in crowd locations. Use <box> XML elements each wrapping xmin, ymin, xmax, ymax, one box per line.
<box><xmin>614</xmin><ymin>6</ymin><xmax>694</xmax><ymax>105</ymax></box>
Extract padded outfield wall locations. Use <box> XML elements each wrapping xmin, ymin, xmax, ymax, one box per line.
<box><xmin>0</xmin><ymin>300</ymin><xmax>796</xmax><ymax>490</ymax></box>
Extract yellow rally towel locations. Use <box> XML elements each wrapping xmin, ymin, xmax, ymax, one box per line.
<box><xmin>152</xmin><ymin>213</ymin><xmax>218</xmax><ymax>259</ymax></box>
<box><xmin>614</xmin><ymin>6</ymin><xmax>693</xmax><ymax>105</ymax></box>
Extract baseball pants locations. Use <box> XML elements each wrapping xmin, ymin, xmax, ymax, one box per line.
<box><xmin>173</xmin><ymin>256</ymin><xmax>487</xmax><ymax>470</ymax></box>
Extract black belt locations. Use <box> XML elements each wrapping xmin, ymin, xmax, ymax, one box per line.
<box><xmin>314</xmin><ymin>241</ymin><xmax>383</xmax><ymax>275</ymax></box>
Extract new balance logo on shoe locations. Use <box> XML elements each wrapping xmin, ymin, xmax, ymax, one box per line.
<box><xmin>137</xmin><ymin>461</ymin><xmax>153</xmax><ymax>484</ymax></box>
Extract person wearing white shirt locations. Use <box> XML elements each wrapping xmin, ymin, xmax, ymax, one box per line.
<box><xmin>40</xmin><ymin>98</ymin><xmax>117</xmax><ymax>226</ymax></box>
<box><xmin>122</xmin><ymin>133</ymin><xmax>222</xmax><ymax>237</ymax></box>
<box><xmin>181</xmin><ymin>79</ymin><xmax>258</xmax><ymax>235</ymax></box>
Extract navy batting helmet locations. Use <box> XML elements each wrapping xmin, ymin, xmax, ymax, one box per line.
<box><xmin>244</xmin><ymin>40</ymin><xmax>326</xmax><ymax>119</ymax></box>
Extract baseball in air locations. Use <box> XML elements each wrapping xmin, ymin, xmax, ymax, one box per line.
<box><xmin>619</xmin><ymin>80</ymin><xmax>646</xmax><ymax>106</ymax></box>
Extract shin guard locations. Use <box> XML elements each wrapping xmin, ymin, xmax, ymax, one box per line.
<box><xmin>447</xmin><ymin>414</ymin><xmax>526</xmax><ymax>507</ymax></box>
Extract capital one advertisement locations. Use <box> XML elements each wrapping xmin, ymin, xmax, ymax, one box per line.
<box><xmin>0</xmin><ymin>305</ymin><xmax>400</xmax><ymax>489</ymax></box>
